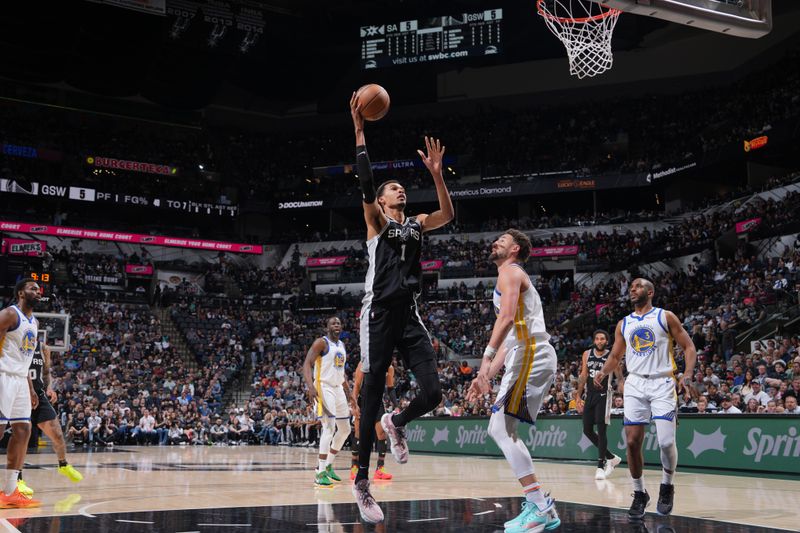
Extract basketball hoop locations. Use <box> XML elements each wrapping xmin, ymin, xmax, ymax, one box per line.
<box><xmin>537</xmin><ymin>0</ymin><xmax>621</xmax><ymax>79</ymax></box>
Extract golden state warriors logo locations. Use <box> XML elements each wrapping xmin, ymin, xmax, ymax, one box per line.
<box><xmin>334</xmin><ymin>351</ymin><xmax>345</xmax><ymax>368</ymax></box>
<box><xmin>21</xmin><ymin>330</ymin><xmax>37</xmax><ymax>357</ymax></box>
<box><xmin>629</xmin><ymin>326</ymin><xmax>656</xmax><ymax>356</ymax></box>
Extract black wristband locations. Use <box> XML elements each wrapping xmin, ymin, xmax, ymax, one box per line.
<box><xmin>356</xmin><ymin>145</ymin><xmax>376</xmax><ymax>203</ymax></box>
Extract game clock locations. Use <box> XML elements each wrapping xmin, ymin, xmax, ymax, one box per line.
<box><xmin>28</xmin><ymin>272</ymin><xmax>51</xmax><ymax>283</ymax></box>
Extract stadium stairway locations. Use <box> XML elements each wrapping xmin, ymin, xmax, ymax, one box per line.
<box><xmin>154</xmin><ymin>306</ymin><xmax>198</xmax><ymax>373</ymax></box>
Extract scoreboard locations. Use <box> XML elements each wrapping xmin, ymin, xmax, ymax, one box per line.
<box><xmin>360</xmin><ymin>9</ymin><xmax>502</xmax><ymax>69</ymax></box>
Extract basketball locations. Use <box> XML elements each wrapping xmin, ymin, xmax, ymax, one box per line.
<box><xmin>355</xmin><ymin>84</ymin><xmax>390</xmax><ymax>121</ymax></box>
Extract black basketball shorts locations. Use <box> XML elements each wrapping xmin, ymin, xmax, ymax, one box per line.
<box><xmin>359</xmin><ymin>298</ymin><xmax>437</xmax><ymax>377</ymax></box>
<box><xmin>30</xmin><ymin>392</ymin><xmax>58</xmax><ymax>426</ymax></box>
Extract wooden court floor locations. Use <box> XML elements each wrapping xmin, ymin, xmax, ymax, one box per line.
<box><xmin>0</xmin><ymin>444</ymin><xmax>797</xmax><ymax>532</ymax></box>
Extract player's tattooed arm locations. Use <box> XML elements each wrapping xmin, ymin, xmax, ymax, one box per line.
<box><xmin>42</xmin><ymin>344</ymin><xmax>59</xmax><ymax>403</ymax></box>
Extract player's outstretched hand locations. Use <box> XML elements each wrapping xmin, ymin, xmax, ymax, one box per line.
<box><xmin>47</xmin><ymin>388</ymin><xmax>58</xmax><ymax>403</ymax></box>
<box><xmin>306</xmin><ymin>387</ymin><xmax>318</xmax><ymax>404</ymax></box>
<box><xmin>417</xmin><ymin>136</ymin><xmax>445</xmax><ymax>176</ymax></box>
<box><xmin>466</xmin><ymin>375</ymin><xmax>490</xmax><ymax>403</ymax></box>
<box><xmin>350</xmin><ymin>92</ymin><xmax>364</xmax><ymax>131</ymax></box>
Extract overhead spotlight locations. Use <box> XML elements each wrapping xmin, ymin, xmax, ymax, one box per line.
<box><xmin>198</xmin><ymin>164</ymin><xmax>205</xmax><ymax>170</ymax></box>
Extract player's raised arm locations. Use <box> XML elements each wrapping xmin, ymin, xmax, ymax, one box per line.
<box><xmin>665</xmin><ymin>311</ymin><xmax>697</xmax><ymax>388</ymax></box>
<box><xmin>351</xmin><ymin>92</ymin><xmax>386</xmax><ymax>239</ymax></box>
<box><xmin>415</xmin><ymin>136</ymin><xmax>454</xmax><ymax>233</ymax></box>
<box><xmin>596</xmin><ymin>320</ymin><xmax>625</xmax><ymax>388</ymax></box>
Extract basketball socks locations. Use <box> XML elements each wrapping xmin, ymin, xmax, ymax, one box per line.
<box><xmin>3</xmin><ymin>470</ymin><xmax>20</xmax><ymax>495</ymax></box>
<box><xmin>523</xmin><ymin>483</ymin><xmax>548</xmax><ymax>509</ymax></box>
<box><xmin>351</xmin><ymin>436</ymin><xmax>359</xmax><ymax>468</ymax></box>
<box><xmin>377</xmin><ymin>439</ymin><xmax>387</xmax><ymax>469</ymax></box>
<box><xmin>59</xmin><ymin>460</ymin><xmax>68</xmax><ymax>468</ymax></box>
<box><xmin>326</xmin><ymin>450</ymin><xmax>338</xmax><ymax>467</ymax></box>
<box><xmin>632</xmin><ymin>476</ymin><xmax>645</xmax><ymax>492</ymax></box>
<box><xmin>318</xmin><ymin>459</ymin><xmax>327</xmax><ymax>472</ymax></box>
<box><xmin>662</xmin><ymin>470</ymin><xmax>673</xmax><ymax>485</ymax></box>
<box><xmin>16</xmin><ymin>471</ymin><xmax>22</xmax><ymax>481</ymax></box>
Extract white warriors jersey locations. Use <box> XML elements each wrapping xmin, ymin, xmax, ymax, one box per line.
<box><xmin>621</xmin><ymin>307</ymin><xmax>677</xmax><ymax>376</ymax></box>
<box><xmin>492</xmin><ymin>264</ymin><xmax>551</xmax><ymax>349</ymax></box>
<box><xmin>0</xmin><ymin>305</ymin><xmax>39</xmax><ymax>377</ymax></box>
<box><xmin>315</xmin><ymin>336</ymin><xmax>346</xmax><ymax>387</ymax></box>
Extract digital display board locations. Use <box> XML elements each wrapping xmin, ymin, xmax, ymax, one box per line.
<box><xmin>360</xmin><ymin>9</ymin><xmax>502</xmax><ymax>69</ymax></box>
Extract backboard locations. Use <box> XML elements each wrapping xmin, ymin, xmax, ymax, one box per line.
<box><xmin>594</xmin><ymin>0</ymin><xmax>772</xmax><ymax>38</ymax></box>
<box><xmin>34</xmin><ymin>313</ymin><xmax>70</xmax><ymax>353</ymax></box>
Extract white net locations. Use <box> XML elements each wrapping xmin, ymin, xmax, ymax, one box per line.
<box><xmin>537</xmin><ymin>0</ymin><xmax>621</xmax><ymax>79</ymax></box>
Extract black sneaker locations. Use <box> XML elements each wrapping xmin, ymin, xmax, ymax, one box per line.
<box><xmin>657</xmin><ymin>483</ymin><xmax>675</xmax><ymax>515</ymax></box>
<box><xmin>628</xmin><ymin>490</ymin><xmax>650</xmax><ymax>520</ymax></box>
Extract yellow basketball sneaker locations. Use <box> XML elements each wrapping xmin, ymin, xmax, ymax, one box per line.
<box><xmin>58</xmin><ymin>464</ymin><xmax>84</xmax><ymax>483</ymax></box>
<box><xmin>16</xmin><ymin>479</ymin><xmax>34</xmax><ymax>498</ymax></box>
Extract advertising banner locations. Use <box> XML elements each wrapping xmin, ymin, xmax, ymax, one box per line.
<box><xmin>306</xmin><ymin>256</ymin><xmax>347</xmax><ymax>267</ymax></box>
<box><xmin>86</xmin><ymin>155</ymin><xmax>177</xmax><ymax>176</ymax></box>
<box><xmin>1</xmin><ymin>238</ymin><xmax>46</xmax><ymax>257</ymax></box>
<box><xmin>0</xmin><ymin>221</ymin><xmax>262</xmax><ymax>254</ymax></box>
<box><xmin>126</xmin><ymin>264</ymin><xmax>154</xmax><ymax>275</ymax></box>
<box><xmin>405</xmin><ymin>416</ymin><xmax>800</xmax><ymax>474</ymax></box>
<box><xmin>530</xmin><ymin>246</ymin><xmax>579</xmax><ymax>257</ymax></box>
<box><xmin>421</xmin><ymin>260</ymin><xmax>444</xmax><ymax>271</ymax></box>
<box><xmin>735</xmin><ymin>217</ymin><xmax>762</xmax><ymax>234</ymax></box>
<box><xmin>0</xmin><ymin>179</ymin><xmax>237</xmax><ymax>217</ymax></box>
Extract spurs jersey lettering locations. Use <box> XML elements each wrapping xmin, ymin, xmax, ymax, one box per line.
<box><xmin>621</xmin><ymin>307</ymin><xmax>676</xmax><ymax>376</ymax></box>
<box><xmin>30</xmin><ymin>336</ymin><xmax>45</xmax><ymax>394</ymax></box>
<box><xmin>315</xmin><ymin>336</ymin><xmax>346</xmax><ymax>387</ymax></box>
<box><xmin>492</xmin><ymin>265</ymin><xmax>551</xmax><ymax>349</ymax></box>
<box><xmin>363</xmin><ymin>215</ymin><xmax>422</xmax><ymax>305</ymax></box>
<box><xmin>586</xmin><ymin>349</ymin><xmax>610</xmax><ymax>394</ymax></box>
<box><xmin>0</xmin><ymin>305</ymin><xmax>39</xmax><ymax>377</ymax></box>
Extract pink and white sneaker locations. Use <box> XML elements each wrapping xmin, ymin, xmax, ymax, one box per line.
<box><xmin>380</xmin><ymin>413</ymin><xmax>409</xmax><ymax>464</ymax></box>
<box><xmin>352</xmin><ymin>479</ymin><xmax>384</xmax><ymax>523</ymax></box>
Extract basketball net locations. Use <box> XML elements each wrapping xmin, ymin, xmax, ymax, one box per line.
<box><xmin>537</xmin><ymin>0</ymin><xmax>621</xmax><ymax>79</ymax></box>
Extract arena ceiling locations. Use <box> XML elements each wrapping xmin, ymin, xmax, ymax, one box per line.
<box><xmin>0</xmin><ymin>1</ymin><xmax>797</xmax><ymax>113</ymax></box>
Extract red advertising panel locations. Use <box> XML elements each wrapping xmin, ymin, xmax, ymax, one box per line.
<box><xmin>529</xmin><ymin>246</ymin><xmax>579</xmax><ymax>257</ymax></box>
<box><xmin>1</xmin><ymin>238</ymin><xmax>46</xmax><ymax>256</ymax></box>
<box><xmin>306</xmin><ymin>256</ymin><xmax>348</xmax><ymax>267</ymax></box>
<box><xmin>0</xmin><ymin>221</ymin><xmax>262</xmax><ymax>254</ymax></box>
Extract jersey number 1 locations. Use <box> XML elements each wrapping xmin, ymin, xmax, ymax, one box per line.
<box><xmin>400</xmin><ymin>243</ymin><xmax>406</xmax><ymax>262</ymax></box>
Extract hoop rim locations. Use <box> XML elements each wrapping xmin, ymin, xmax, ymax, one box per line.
<box><xmin>536</xmin><ymin>0</ymin><xmax>621</xmax><ymax>24</ymax></box>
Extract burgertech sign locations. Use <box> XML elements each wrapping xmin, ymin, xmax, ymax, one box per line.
<box><xmin>404</xmin><ymin>416</ymin><xmax>800</xmax><ymax>474</ymax></box>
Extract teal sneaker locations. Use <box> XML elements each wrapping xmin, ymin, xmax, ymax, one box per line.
<box><xmin>504</xmin><ymin>500</ymin><xmax>535</xmax><ymax>529</ymax></box>
<box><xmin>505</xmin><ymin>497</ymin><xmax>560</xmax><ymax>533</ymax></box>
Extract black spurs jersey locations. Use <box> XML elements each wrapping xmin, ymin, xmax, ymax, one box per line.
<box><xmin>586</xmin><ymin>348</ymin><xmax>610</xmax><ymax>395</ymax></box>
<box><xmin>364</xmin><ymin>215</ymin><xmax>423</xmax><ymax>305</ymax></box>
<box><xmin>30</xmin><ymin>341</ymin><xmax>45</xmax><ymax>395</ymax></box>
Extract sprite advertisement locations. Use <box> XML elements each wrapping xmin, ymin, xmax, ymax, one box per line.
<box><xmin>404</xmin><ymin>415</ymin><xmax>800</xmax><ymax>475</ymax></box>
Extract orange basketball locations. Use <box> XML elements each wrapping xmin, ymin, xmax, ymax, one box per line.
<box><xmin>355</xmin><ymin>84</ymin><xmax>390</xmax><ymax>121</ymax></box>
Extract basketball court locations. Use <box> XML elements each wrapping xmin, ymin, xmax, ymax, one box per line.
<box><xmin>0</xmin><ymin>445</ymin><xmax>795</xmax><ymax>532</ymax></box>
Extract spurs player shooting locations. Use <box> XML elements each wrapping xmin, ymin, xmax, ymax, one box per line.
<box><xmin>349</xmin><ymin>92</ymin><xmax>454</xmax><ymax>524</ymax></box>
<box><xmin>466</xmin><ymin>230</ymin><xmax>560</xmax><ymax>533</ymax></box>
<box><xmin>594</xmin><ymin>278</ymin><xmax>696</xmax><ymax>519</ymax></box>
<box><xmin>0</xmin><ymin>278</ymin><xmax>42</xmax><ymax>508</ymax></box>
<box><xmin>576</xmin><ymin>329</ymin><xmax>623</xmax><ymax>480</ymax></box>
<box><xmin>302</xmin><ymin>317</ymin><xmax>357</xmax><ymax>487</ymax></box>
<box><xmin>16</xmin><ymin>341</ymin><xmax>83</xmax><ymax>498</ymax></box>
